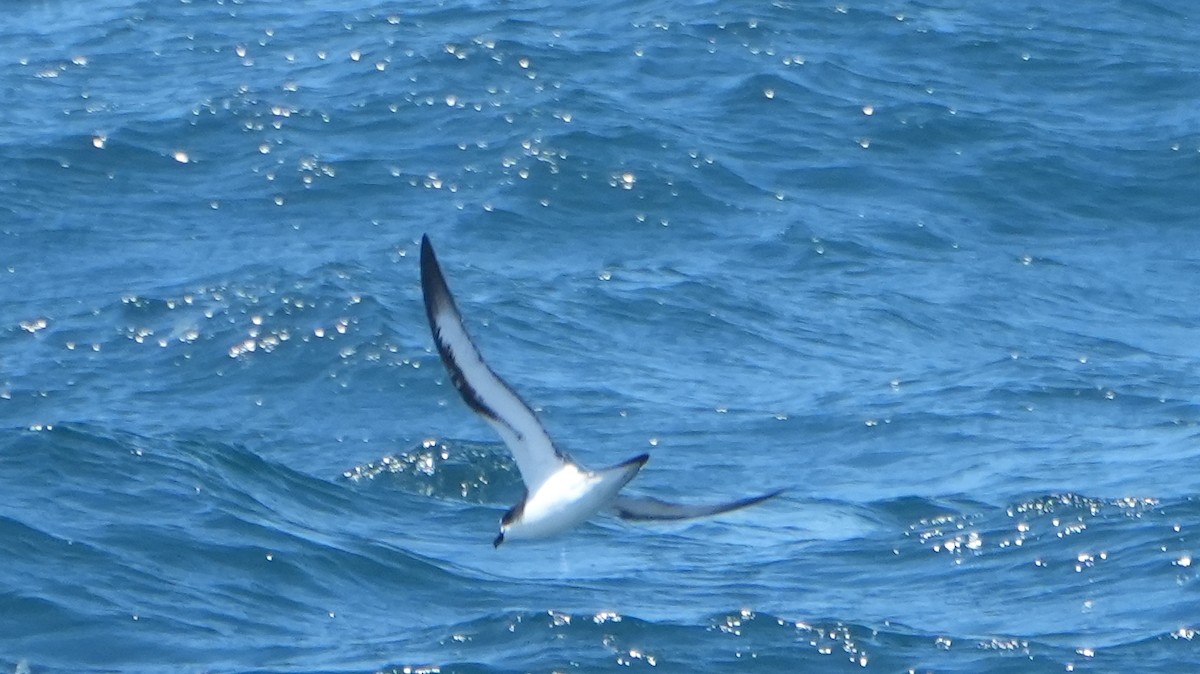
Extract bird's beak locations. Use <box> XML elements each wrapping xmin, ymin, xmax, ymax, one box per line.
<box><xmin>492</xmin><ymin>531</ymin><xmax>505</xmax><ymax>548</ymax></box>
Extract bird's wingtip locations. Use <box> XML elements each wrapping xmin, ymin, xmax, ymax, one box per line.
<box><xmin>419</xmin><ymin>235</ymin><xmax>445</xmax><ymax>294</ymax></box>
<box><xmin>619</xmin><ymin>453</ymin><xmax>650</xmax><ymax>469</ymax></box>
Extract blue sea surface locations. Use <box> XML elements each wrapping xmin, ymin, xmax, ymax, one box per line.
<box><xmin>3</xmin><ymin>1</ymin><xmax>1200</xmax><ymax>672</ymax></box>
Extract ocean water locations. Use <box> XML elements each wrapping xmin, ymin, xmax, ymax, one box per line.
<box><xmin>2</xmin><ymin>0</ymin><xmax>1199</xmax><ymax>671</ymax></box>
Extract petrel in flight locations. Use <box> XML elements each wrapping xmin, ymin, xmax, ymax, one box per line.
<box><xmin>419</xmin><ymin>235</ymin><xmax>781</xmax><ymax>546</ymax></box>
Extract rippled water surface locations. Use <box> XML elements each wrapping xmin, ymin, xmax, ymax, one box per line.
<box><xmin>3</xmin><ymin>1</ymin><xmax>1200</xmax><ymax>672</ymax></box>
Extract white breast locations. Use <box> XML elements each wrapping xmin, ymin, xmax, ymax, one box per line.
<box><xmin>504</xmin><ymin>464</ymin><xmax>633</xmax><ymax>541</ymax></box>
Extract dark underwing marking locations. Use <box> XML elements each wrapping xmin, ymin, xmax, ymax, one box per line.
<box><xmin>419</xmin><ymin>236</ymin><xmax>565</xmax><ymax>462</ymax></box>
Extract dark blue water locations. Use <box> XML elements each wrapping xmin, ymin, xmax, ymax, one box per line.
<box><xmin>3</xmin><ymin>1</ymin><xmax>1200</xmax><ymax>671</ymax></box>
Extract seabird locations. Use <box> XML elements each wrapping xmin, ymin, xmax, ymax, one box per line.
<box><xmin>420</xmin><ymin>235</ymin><xmax>781</xmax><ymax>546</ymax></box>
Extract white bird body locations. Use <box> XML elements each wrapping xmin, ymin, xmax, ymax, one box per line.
<box><xmin>501</xmin><ymin>456</ymin><xmax>646</xmax><ymax>543</ymax></box>
<box><xmin>419</xmin><ymin>235</ymin><xmax>780</xmax><ymax>546</ymax></box>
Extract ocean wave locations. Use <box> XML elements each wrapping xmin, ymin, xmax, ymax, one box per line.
<box><xmin>368</xmin><ymin>607</ymin><xmax>1200</xmax><ymax>674</ymax></box>
<box><xmin>343</xmin><ymin>438</ymin><xmax>522</xmax><ymax>506</ymax></box>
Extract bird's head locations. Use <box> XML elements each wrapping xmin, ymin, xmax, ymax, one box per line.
<box><xmin>494</xmin><ymin>499</ymin><xmax>524</xmax><ymax>548</ymax></box>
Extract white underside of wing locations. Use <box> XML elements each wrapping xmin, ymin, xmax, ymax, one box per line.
<box><xmin>421</xmin><ymin>236</ymin><xmax>567</xmax><ymax>490</ymax></box>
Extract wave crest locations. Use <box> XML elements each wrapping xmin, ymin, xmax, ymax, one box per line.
<box><xmin>343</xmin><ymin>438</ymin><xmax>523</xmax><ymax>505</ymax></box>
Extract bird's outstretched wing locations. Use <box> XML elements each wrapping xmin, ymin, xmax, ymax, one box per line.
<box><xmin>420</xmin><ymin>235</ymin><xmax>568</xmax><ymax>490</ymax></box>
<box><xmin>611</xmin><ymin>489</ymin><xmax>784</xmax><ymax>522</ymax></box>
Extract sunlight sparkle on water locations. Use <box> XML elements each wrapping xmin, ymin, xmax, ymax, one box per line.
<box><xmin>19</xmin><ymin>318</ymin><xmax>48</xmax><ymax>333</ymax></box>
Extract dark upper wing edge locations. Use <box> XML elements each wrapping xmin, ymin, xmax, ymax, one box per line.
<box><xmin>418</xmin><ymin>235</ymin><xmax>569</xmax><ymax>476</ymax></box>
<box><xmin>419</xmin><ymin>234</ymin><xmax>506</xmax><ymax>423</ymax></box>
<box><xmin>612</xmin><ymin>489</ymin><xmax>784</xmax><ymax>522</ymax></box>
